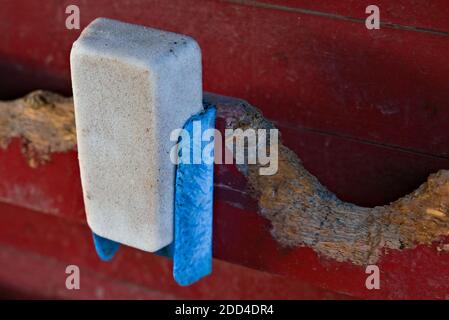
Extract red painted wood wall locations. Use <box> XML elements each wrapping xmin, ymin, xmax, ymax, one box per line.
<box><xmin>0</xmin><ymin>0</ymin><xmax>448</xmax><ymax>299</ymax></box>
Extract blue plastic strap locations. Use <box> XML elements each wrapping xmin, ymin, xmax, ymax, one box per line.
<box><xmin>92</xmin><ymin>233</ymin><xmax>120</xmax><ymax>262</ymax></box>
<box><xmin>173</xmin><ymin>107</ymin><xmax>216</xmax><ymax>286</ymax></box>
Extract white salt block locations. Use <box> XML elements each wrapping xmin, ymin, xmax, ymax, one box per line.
<box><xmin>70</xmin><ymin>18</ymin><xmax>203</xmax><ymax>252</ymax></box>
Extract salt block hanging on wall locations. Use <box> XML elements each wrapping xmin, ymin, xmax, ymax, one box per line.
<box><xmin>70</xmin><ymin>17</ymin><xmax>203</xmax><ymax>253</ymax></box>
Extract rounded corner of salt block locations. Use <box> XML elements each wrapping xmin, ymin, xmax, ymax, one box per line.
<box><xmin>89</xmin><ymin>16</ymin><xmax>110</xmax><ymax>25</ymax></box>
<box><xmin>83</xmin><ymin>16</ymin><xmax>112</xmax><ymax>33</ymax></box>
<box><xmin>70</xmin><ymin>17</ymin><xmax>109</xmax><ymax>55</ymax></box>
<box><xmin>70</xmin><ymin>38</ymin><xmax>82</xmax><ymax>56</ymax></box>
<box><xmin>175</xmin><ymin>36</ymin><xmax>202</xmax><ymax>65</ymax></box>
<box><xmin>183</xmin><ymin>35</ymin><xmax>202</xmax><ymax>54</ymax></box>
<box><xmin>84</xmin><ymin>214</ymin><xmax>104</xmax><ymax>239</ymax></box>
<box><xmin>70</xmin><ymin>36</ymin><xmax>90</xmax><ymax>62</ymax></box>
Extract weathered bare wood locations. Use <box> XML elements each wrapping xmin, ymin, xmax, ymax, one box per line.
<box><xmin>0</xmin><ymin>91</ymin><xmax>76</xmax><ymax>167</ymax></box>
<box><xmin>209</xmin><ymin>93</ymin><xmax>449</xmax><ymax>264</ymax></box>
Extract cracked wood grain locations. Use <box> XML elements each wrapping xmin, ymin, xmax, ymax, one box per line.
<box><xmin>1</xmin><ymin>91</ymin><xmax>449</xmax><ymax>264</ymax></box>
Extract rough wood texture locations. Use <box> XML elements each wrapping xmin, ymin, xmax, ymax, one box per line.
<box><xmin>0</xmin><ymin>91</ymin><xmax>76</xmax><ymax>167</ymax></box>
<box><xmin>1</xmin><ymin>91</ymin><xmax>449</xmax><ymax>265</ymax></box>
<box><xmin>214</xmin><ymin>95</ymin><xmax>449</xmax><ymax>264</ymax></box>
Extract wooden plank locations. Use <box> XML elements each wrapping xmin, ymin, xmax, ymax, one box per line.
<box><xmin>1</xmin><ymin>90</ymin><xmax>449</xmax><ymax>298</ymax></box>
<box><xmin>1</xmin><ymin>0</ymin><xmax>449</xmax><ymax>299</ymax></box>
<box><xmin>0</xmin><ymin>203</ymin><xmax>349</xmax><ymax>300</ymax></box>
<box><xmin>0</xmin><ymin>244</ymin><xmax>177</xmax><ymax>299</ymax></box>
<box><xmin>230</xmin><ymin>0</ymin><xmax>449</xmax><ymax>34</ymax></box>
<box><xmin>0</xmin><ymin>0</ymin><xmax>448</xmax><ymax>157</ymax></box>
<box><xmin>1</xmin><ymin>123</ymin><xmax>449</xmax><ymax>298</ymax></box>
